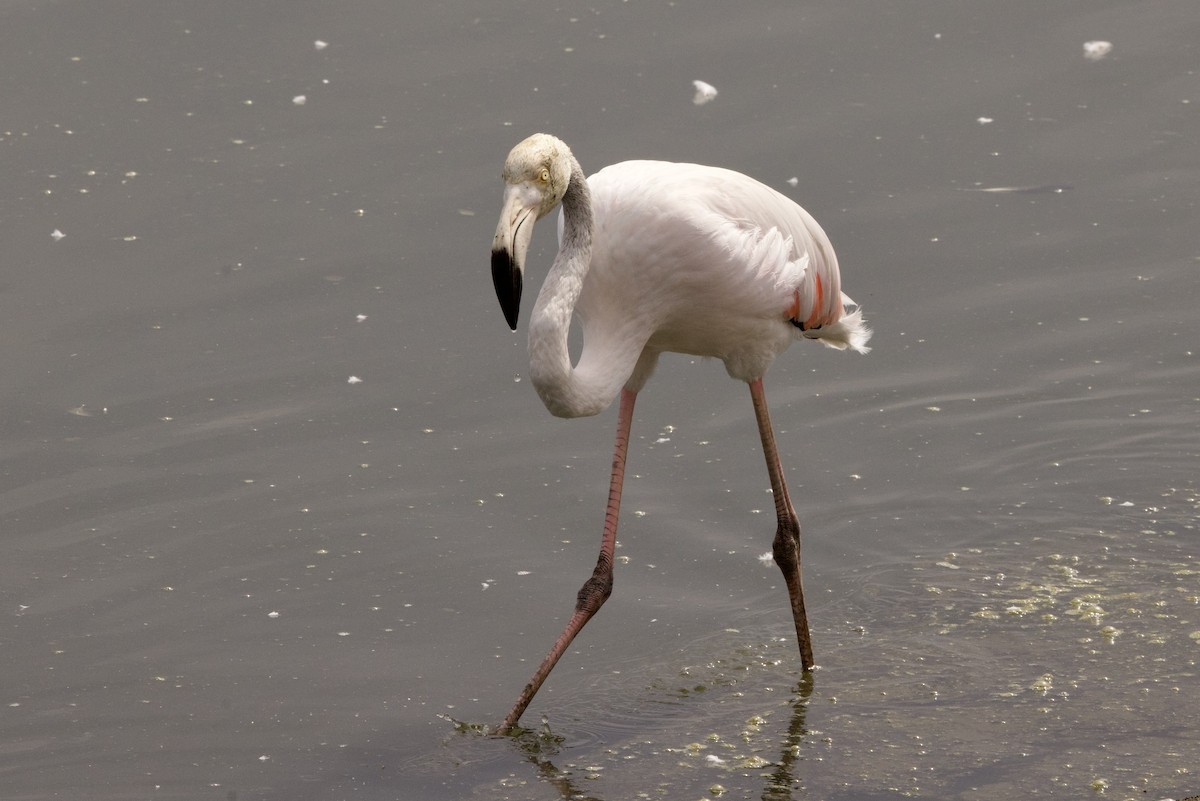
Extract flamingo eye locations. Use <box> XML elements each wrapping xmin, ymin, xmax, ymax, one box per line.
<box><xmin>538</xmin><ymin>168</ymin><xmax>550</xmax><ymax>183</ymax></box>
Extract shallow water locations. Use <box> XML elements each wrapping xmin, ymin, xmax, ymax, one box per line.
<box><xmin>2</xmin><ymin>1</ymin><xmax>1197</xmax><ymax>799</ymax></box>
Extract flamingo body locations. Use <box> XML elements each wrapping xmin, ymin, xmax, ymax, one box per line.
<box><xmin>489</xmin><ymin>133</ymin><xmax>869</xmax><ymax>734</ymax></box>
<box><xmin>578</xmin><ymin>159</ymin><xmax>866</xmax><ymax>387</ymax></box>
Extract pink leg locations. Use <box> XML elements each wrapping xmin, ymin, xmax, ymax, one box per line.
<box><xmin>494</xmin><ymin>387</ymin><xmax>637</xmax><ymax>735</ymax></box>
<box><xmin>749</xmin><ymin>377</ymin><xmax>815</xmax><ymax>670</ymax></box>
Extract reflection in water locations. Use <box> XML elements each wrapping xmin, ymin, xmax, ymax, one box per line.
<box><xmin>760</xmin><ymin>676</ymin><xmax>813</xmax><ymax>801</ymax></box>
<box><xmin>512</xmin><ymin>717</ymin><xmax>603</xmax><ymax>801</ymax></box>
<box><xmin>499</xmin><ymin>675</ymin><xmax>814</xmax><ymax>800</ymax></box>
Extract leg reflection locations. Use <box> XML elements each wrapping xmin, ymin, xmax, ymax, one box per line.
<box><xmin>497</xmin><ymin>672</ymin><xmax>815</xmax><ymax>801</ymax></box>
<box><xmin>761</xmin><ymin>673</ymin><xmax>814</xmax><ymax>800</ymax></box>
<box><xmin>512</xmin><ymin>717</ymin><xmax>606</xmax><ymax>801</ymax></box>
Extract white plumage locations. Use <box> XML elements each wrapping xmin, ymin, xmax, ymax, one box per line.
<box><xmin>583</xmin><ymin>159</ymin><xmax>868</xmax><ymax>380</ymax></box>
<box><xmin>489</xmin><ymin>133</ymin><xmax>870</xmax><ymax>735</ymax></box>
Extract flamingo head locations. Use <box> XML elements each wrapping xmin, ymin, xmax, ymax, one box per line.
<box><xmin>491</xmin><ymin>134</ymin><xmax>573</xmax><ymax>330</ymax></box>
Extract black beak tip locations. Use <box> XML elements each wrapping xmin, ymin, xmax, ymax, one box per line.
<box><xmin>491</xmin><ymin>248</ymin><xmax>522</xmax><ymax>331</ymax></box>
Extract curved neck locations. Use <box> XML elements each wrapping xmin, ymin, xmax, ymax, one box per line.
<box><xmin>527</xmin><ymin>158</ymin><xmax>630</xmax><ymax>418</ymax></box>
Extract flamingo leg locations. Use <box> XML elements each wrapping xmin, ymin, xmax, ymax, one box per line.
<box><xmin>748</xmin><ymin>377</ymin><xmax>815</xmax><ymax>671</ymax></box>
<box><xmin>494</xmin><ymin>387</ymin><xmax>637</xmax><ymax>735</ymax></box>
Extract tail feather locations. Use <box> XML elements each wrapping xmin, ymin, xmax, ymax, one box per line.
<box><xmin>801</xmin><ymin>292</ymin><xmax>871</xmax><ymax>353</ymax></box>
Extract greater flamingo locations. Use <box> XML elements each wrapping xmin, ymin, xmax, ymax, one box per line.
<box><xmin>489</xmin><ymin>133</ymin><xmax>870</xmax><ymax>735</ymax></box>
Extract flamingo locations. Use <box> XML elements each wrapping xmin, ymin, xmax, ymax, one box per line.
<box><xmin>489</xmin><ymin>133</ymin><xmax>870</xmax><ymax>735</ymax></box>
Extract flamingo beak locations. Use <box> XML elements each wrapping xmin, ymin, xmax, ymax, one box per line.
<box><xmin>491</xmin><ymin>183</ymin><xmax>539</xmax><ymax>330</ymax></box>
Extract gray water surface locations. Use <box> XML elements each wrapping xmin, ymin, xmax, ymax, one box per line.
<box><xmin>2</xmin><ymin>2</ymin><xmax>1197</xmax><ymax>799</ymax></box>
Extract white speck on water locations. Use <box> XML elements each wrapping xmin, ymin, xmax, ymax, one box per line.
<box><xmin>337</xmin><ymin>631</ymin><xmax>350</xmax><ymax>637</ymax></box>
<box><xmin>757</xmin><ymin>552</ymin><xmax>774</xmax><ymax>565</ymax></box>
<box><xmin>268</xmin><ymin>611</ymin><xmax>280</xmax><ymax>618</ymax></box>
<box><xmin>977</xmin><ymin>116</ymin><xmax>993</xmax><ymax>124</ymax></box>
<box><xmin>347</xmin><ymin>376</ymin><xmax>363</xmax><ymax>384</ymax></box>
<box><xmin>356</xmin><ymin>314</ymin><xmax>367</xmax><ymax>322</ymax></box>
<box><xmin>516</xmin><ymin>570</ymin><xmax>531</xmax><ymax>576</ymax></box>
<box><xmin>786</xmin><ymin>177</ymin><xmax>799</xmax><ymax>186</ymax></box>
<box><xmin>258</xmin><ymin>755</ymin><xmax>270</xmax><ymax>762</ymax></box>
<box><xmin>292</xmin><ymin>95</ymin><xmax>307</xmax><ymax>105</ymax></box>
<box><xmin>314</xmin><ymin>39</ymin><xmax>329</xmax><ymax>50</ymax></box>
<box><xmin>481</xmin><ymin>581</ymin><xmax>490</xmax><ymax>590</ymax></box>
<box><xmin>51</xmin><ymin>228</ymin><xmax>65</xmax><ymax>240</ymax></box>
<box><xmin>705</xmin><ymin>754</ymin><xmax>726</xmax><ymax>766</ymax></box>
<box><xmin>692</xmin><ymin>80</ymin><xmax>718</xmax><ymax>105</ymax></box>
<box><xmin>1083</xmin><ymin>40</ymin><xmax>1113</xmax><ymax>61</ymax></box>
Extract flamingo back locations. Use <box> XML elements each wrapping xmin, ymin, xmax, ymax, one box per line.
<box><xmin>568</xmin><ymin>160</ymin><xmax>867</xmax><ymax>382</ymax></box>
